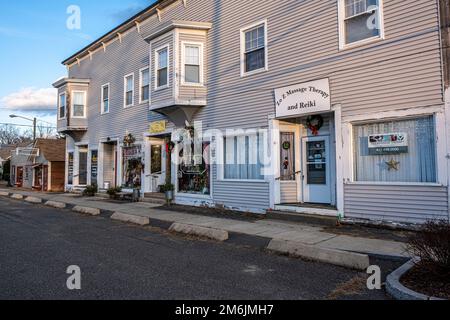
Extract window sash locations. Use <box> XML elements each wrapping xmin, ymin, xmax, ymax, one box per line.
<box><xmin>140</xmin><ymin>69</ymin><xmax>150</xmax><ymax>101</ymax></box>
<box><xmin>59</xmin><ymin>94</ymin><xmax>66</xmax><ymax>118</ymax></box>
<box><xmin>125</xmin><ymin>76</ymin><xmax>134</xmax><ymax>106</ymax></box>
<box><xmin>245</xmin><ymin>25</ymin><xmax>265</xmax><ymax>53</ymax></box>
<box><xmin>72</xmin><ymin>92</ymin><xmax>85</xmax><ymax>117</ymax></box>
<box><xmin>224</xmin><ymin>134</ymin><xmax>264</xmax><ymax>180</ymax></box>
<box><xmin>157</xmin><ymin>68</ymin><xmax>168</xmax><ymax>88</ymax></box>
<box><xmin>158</xmin><ymin>48</ymin><xmax>168</xmax><ymax>70</ymax></box>
<box><xmin>102</xmin><ymin>86</ymin><xmax>109</xmax><ymax>113</ymax></box>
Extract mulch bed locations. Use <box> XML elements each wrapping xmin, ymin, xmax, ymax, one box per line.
<box><xmin>401</xmin><ymin>262</ymin><xmax>450</xmax><ymax>300</ymax></box>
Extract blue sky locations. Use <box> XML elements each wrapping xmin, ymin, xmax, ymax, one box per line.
<box><xmin>0</xmin><ymin>0</ymin><xmax>153</xmax><ymax>129</ymax></box>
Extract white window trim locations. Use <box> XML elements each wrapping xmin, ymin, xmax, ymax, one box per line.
<box><xmin>338</xmin><ymin>0</ymin><xmax>385</xmax><ymax>50</ymax></box>
<box><xmin>58</xmin><ymin>92</ymin><xmax>66</xmax><ymax>120</ymax></box>
<box><xmin>139</xmin><ymin>67</ymin><xmax>150</xmax><ymax>104</ymax></box>
<box><xmin>181</xmin><ymin>41</ymin><xmax>204</xmax><ymax>87</ymax></box>
<box><xmin>218</xmin><ymin>133</ymin><xmax>267</xmax><ymax>183</ymax></box>
<box><xmin>154</xmin><ymin>44</ymin><xmax>170</xmax><ymax>91</ymax></box>
<box><xmin>240</xmin><ymin>19</ymin><xmax>269</xmax><ymax>78</ymax></box>
<box><xmin>123</xmin><ymin>73</ymin><xmax>135</xmax><ymax>108</ymax></box>
<box><xmin>70</xmin><ymin>90</ymin><xmax>87</xmax><ymax>119</ymax></box>
<box><xmin>101</xmin><ymin>83</ymin><xmax>110</xmax><ymax>115</ymax></box>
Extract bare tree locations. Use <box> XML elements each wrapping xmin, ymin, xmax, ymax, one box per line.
<box><xmin>0</xmin><ymin>125</ymin><xmax>32</xmax><ymax>146</ymax></box>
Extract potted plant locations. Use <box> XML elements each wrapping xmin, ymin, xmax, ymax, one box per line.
<box><xmin>107</xmin><ymin>186</ymin><xmax>122</xmax><ymax>200</ymax></box>
<box><xmin>161</xmin><ymin>183</ymin><xmax>175</xmax><ymax>204</ymax></box>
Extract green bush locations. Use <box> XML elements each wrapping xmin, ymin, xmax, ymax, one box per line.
<box><xmin>82</xmin><ymin>184</ymin><xmax>98</xmax><ymax>197</ymax></box>
<box><xmin>107</xmin><ymin>186</ymin><xmax>122</xmax><ymax>199</ymax></box>
<box><xmin>159</xmin><ymin>183</ymin><xmax>174</xmax><ymax>192</ymax></box>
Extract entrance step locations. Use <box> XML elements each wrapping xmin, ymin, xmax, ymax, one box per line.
<box><xmin>266</xmin><ymin>210</ymin><xmax>339</xmax><ymax>227</ymax></box>
<box><xmin>142</xmin><ymin>192</ymin><xmax>166</xmax><ymax>205</ymax></box>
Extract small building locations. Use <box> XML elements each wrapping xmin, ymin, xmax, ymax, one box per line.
<box><xmin>9</xmin><ymin>141</ymin><xmax>34</xmax><ymax>188</ymax></box>
<box><xmin>28</xmin><ymin>139</ymin><xmax>66</xmax><ymax>192</ymax></box>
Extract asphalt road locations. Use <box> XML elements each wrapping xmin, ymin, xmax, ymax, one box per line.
<box><xmin>0</xmin><ymin>197</ymin><xmax>392</xmax><ymax>300</ymax></box>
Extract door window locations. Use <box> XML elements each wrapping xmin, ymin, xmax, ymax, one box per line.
<box><xmin>280</xmin><ymin>132</ymin><xmax>295</xmax><ymax>181</ymax></box>
<box><xmin>306</xmin><ymin>141</ymin><xmax>327</xmax><ymax>185</ymax></box>
<box><xmin>79</xmin><ymin>151</ymin><xmax>88</xmax><ymax>185</ymax></box>
<box><xmin>151</xmin><ymin>145</ymin><xmax>162</xmax><ymax>174</ymax></box>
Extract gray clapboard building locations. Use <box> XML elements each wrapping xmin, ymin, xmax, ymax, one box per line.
<box><xmin>54</xmin><ymin>0</ymin><xmax>450</xmax><ymax>224</ymax></box>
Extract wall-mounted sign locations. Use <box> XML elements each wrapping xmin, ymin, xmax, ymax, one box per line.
<box><xmin>149</xmin><ymin>121</ymin><xmax>167</xmax><ymax>134</ymax></box>
<box><xmin>91</xmin><ymin>150</ymin><xmax>98</xmax><ymax>185</ymax></box>
<box><xmin>274</xmin><ymin>78</ymin><xmax>331</xmax><ymax>118</ymax></box>
<box><xmin>368</xmin><ymin>133</ymin><xmax>408</xmax><ymax>155</ymax></box>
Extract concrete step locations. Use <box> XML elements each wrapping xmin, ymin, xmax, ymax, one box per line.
<box><xmin>144</xmin><ymin>192</ymin><xmax>165</xmax><ymax>199</ymax></box>
<box><xmin>266</xmin><ymin>210</ymin><xmax>339</xmax><ymax>227</ymax></box>
<box><xmin>142</xmin><ymin>192</ymin><xmax>166</xmax><ymax>205</ymax></box>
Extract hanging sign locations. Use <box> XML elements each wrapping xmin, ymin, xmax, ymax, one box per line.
<box><xmin>149</xmin><ymin>121</ymin><xmax>167</xmax><ymax>134</ymax></box>
<box><xmin>368</xmin><ymin>133</ymin><xmax>408</xmax><ymax>155</ymax></box>
<box><xmin>274</xmin><ymin>78</ymin><xmax>331</xmax><ymax>118</ymax></box>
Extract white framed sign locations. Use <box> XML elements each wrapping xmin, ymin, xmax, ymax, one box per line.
<box><xmin>275</xmin><ymin>78</ymin><xmax>331</xmax><ymax>118</ymax></box>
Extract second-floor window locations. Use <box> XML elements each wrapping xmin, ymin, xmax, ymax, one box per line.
<box><xmin>71</xmin><ymin>91</ymin><xmax>86</xmax><ymax>118</ymax></box>
<box><xmin>183</xmin><ymin>43</ymin><xmax>203</xmax><ymax>85</ymax></box>
<box><xmin>101</xmin><ymin>84</ymin><xmax>110</xmax><ymax>114</ymax></box>
<box><xmin>156</xmin><ymin>47</ymin><xmax>168</xmax><ymax>88</ymax></box>
<box><xmin>124</xmin><ymin>74</ymin><xmax>134</xmax><ymax>107</ymax></box>
<box><xmin>340</xmin><ymin>0</ymin><xmax>383</xmax><ymax>48</ymax></box>
<box><xmin>140</xmin><ymin>68</ymin><xmax>150</xmax><ymax>102</ymax></box>
<box><xmin>59</xmin><ymin>93</ymin><xmax>66</xmax><ymax>119</ymax></box>
<box><xmin>241</xmin><ymin>20</ymin><xmax>268</xmax><ymax>76</ymax></box>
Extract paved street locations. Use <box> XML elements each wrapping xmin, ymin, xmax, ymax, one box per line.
<box><xmin>0</xmin><ymin>198</ymin><xmax>393</xmax><ymax>300</ymax></box>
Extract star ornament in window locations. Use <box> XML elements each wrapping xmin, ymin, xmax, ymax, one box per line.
<box><xmin>386</xmin><ymin>159</ymin><xmax>400</xmax><ymax>171</ymax></box>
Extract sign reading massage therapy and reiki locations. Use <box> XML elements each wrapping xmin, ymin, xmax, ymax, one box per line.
<box><xmin>275</xmin><ymin>78</ymin><xmax>331</xmax><ymax>118</ymax></box>
<box><xmin>368</xmin><ymin>133</ymin><xmax>408</xmax><ymax>155</ymax></box>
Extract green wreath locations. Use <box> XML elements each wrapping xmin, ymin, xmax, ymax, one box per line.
<box><xmin>307</xmin><ymin>115</ymin><xmax>324</xmax><ymax>136</ymax></box>
<box><xmin>282</xmin><ymin>141</ymin><xmax>291</xmax><ymax>150</ymax></box>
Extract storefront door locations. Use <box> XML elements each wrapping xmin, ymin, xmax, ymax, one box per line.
<box><xmin>149</xmin><ymin>143</ymin><xmax>164</xmax><ymax>192</ymax></box>
<box><xmin>16</xmin><ymin>167</ymin><xmax>23</xmax><ymax>187</ymax></box>
<box><xmin>78</xmin><ymin>149</ymin><xmax>88</xmax><ymax>186</ymax></box>
<box><xmin>301</xmin><ymin>136</ymin><xmax>331</xmax><ymax>204</ymax></box>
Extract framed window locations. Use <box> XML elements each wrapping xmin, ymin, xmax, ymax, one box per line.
<box><xmin>101</xmin><ymin>83</ymin><xmax>110</xmax><ymax>114</ymax></box>
<box><xmin>124</xmin><ymin>73</ymin><xmax>134</xmax><ymax>107</ymax></box>
<box><xmin>182</xmin><ymin>42</ymin><xmax>203</xmax><ymax>85</ymax></box>
<box><xmin>353</xmin><ymin>116</ymin><xmax>436</xmax><ymax>183</ymax></box>
<box><xmin>139</xmin><ymin>67</ymin><xmax>150</xmax><ymax>103</ymax></box>
<box><xmin>155</xmin><ymin>46</ymin><xmax>169</xmax><ymax>89</ymax></box>
<box><xmin>223</xmin><ymin>133</ymin><xmax>265</xmax><ymax>180</ymax></box>
<box><xmin>177</xmin><ymin>141</ymin><xmax>211</xmax><ymax>195</ymax></box>
<box><xmin>71</xmin><ymin>91</ymin><xmax>86</xmax><ymax>118</ymax></box>
<box><xmin>240</xmin><ymin>20</ymin><xmax>268</xmax><ymax>76</ymax></box>
<box><xmin>58</xmin><ymin>92</ymin><xmax>66</xmax><ymax>119</ymax></box>
<box><xmin>339</xmin><ymin>0</ymin><xmax>384</xmax><ymax>49</ymax></box>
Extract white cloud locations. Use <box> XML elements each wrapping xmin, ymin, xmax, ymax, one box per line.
<box><xmin>0</xmin><ymin>87</ymin><xmax>57</xmax><ymax>112</ymax></box>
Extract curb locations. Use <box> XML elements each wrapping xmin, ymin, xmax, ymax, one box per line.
<box><xmin>25</xmin><ymin>196</ymin><xmax>42</xmax><ymax>204</ymax></box>
<box><xmin>111</xmin><ymin>212</ymin><xmax>150</xmax><ymax>226</ymax></box>
<box><xmin>72</xmin><ymin>206</ymin><xmax>101</xmax><ymax>216</ymax></box>
<box><xmin>169</xmin><ymin>223</ymin><xmax>229</xmax><ymax>242</ymax></box>
<box><xmin>10</xmin><ymin>194</ymin><xmax>24</xmax><ymax>200</ymax></box>
<box><xmin>386</xmin><ymin>259</ymin><xmax>445</xmax><ymax>300</ymax></box>
<box><xmin>0</xmin><ymin>191</ymin><xmax>10</xmax><ymax>196</ymax></box>
<box><xmin>267</xmin><ymin>239</ymin><xmax>370</xmax><ymax>271</ymax></box>
<box><xmin>45</xmin><ymin>201</ymin><xmax>67</xmax><ymax>209</ymax></box>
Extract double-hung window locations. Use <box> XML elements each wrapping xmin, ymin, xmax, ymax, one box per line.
<box><xmin>183</xmin><ymin>43</ymin><xmax>202</xmax><ymax>85</ymax></box>
<box><xmin>224</xmin><ymin>133</ymin><xmax>265</xmax><ymax>180</ymax></box>
<box><xmin>340</xmin><ymin>0</ymin><xmax>383</xmax><ymax>48</ymax></box>
<box><xmin>140</xmin><ymin>67</ymin><xmax>150</xmax><ymax>103</ymax></box>
<box><xmin>101</xmin><ymin>84</ymin><xmax>109</xmax><ymax>114</ymax></box>
<box><xmin>124</xmin><ymin>74</ymin><xmax>134</xmax><ymax>107</ymax></box>
<box><xmin>241</xmin><ymin>20</ymin><xmax>267</xmax><ymax>76</ymax></box>
<box><xmin>156</xmin><ymin>47</ymin><xmax>168</xmax><ymax>89</ymax></box>
<box><xmin>58</xmin><ymin>93</ymin><xmax>66</xmax><ymax>119</ymax></box>
<box><xmin>71</xmin><ymin>91</ymin><xmax>86</xmax><ymax>118</ymax></box>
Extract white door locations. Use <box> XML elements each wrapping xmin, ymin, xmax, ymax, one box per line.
<box><xmin>147</xmin><ymin>142</ymin><xmax>165</xmax><ymax>192</ymax></box>
<box><xmin>301</xmin><ymin>136</ymin><xmax>332</xmax><ymax>204</ymax></box>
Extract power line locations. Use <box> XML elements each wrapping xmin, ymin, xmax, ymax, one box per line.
<box><xmin>0</xmin><ymin>123</ymin><xmax>57</xmax><ymax>129</ymax></box>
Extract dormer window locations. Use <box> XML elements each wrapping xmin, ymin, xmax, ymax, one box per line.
<box><xmin>156</xmin><ymin>46</ymin><xmax>169</xmax><ymax>89</ymax></box>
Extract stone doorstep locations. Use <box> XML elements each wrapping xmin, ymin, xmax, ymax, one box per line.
<box><xmin>386</xmin><ymin>259</ymin><xmax>446</xmax><ymax>301</ymax></box>
<box><xmin>267</xmin><ymin>239</ymin><xmax>370</xmax><ymax>271</ymax></box>
<box><xmin>169</xmin><ymin>223</ymin><xmax>229</xmax><ymax>242</ymax></box>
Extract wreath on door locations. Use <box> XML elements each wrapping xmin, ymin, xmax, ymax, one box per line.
<box><xmin>306</xmin><ymin>115</ymin><xmax>324</xmax><ymax>136</ymax></box>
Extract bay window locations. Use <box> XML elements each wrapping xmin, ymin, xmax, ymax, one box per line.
<box><xmin>59</xmin><ymin>93</ymin><xmax>66</xmax><ymax>119</ymax></box>
<box><xmin>71</xmin><ymin>91</ymin><xmax>86</xmax><ymax>118</ymax></box>
<box><xmin>224</xmin><ymin>133</ymin><xmax>265</xmax><ymax>180</ymax></box>
<box><xmin>340</xmin><ymin>0</ymin><xmax>383</xmax><ymax>48</ymax></box>
<box><xmin>183</xmin><ymin>43</ymin><xmax>202</xmax><ymax>84</ymax></box>
<box><xmin>353</xmin><ymin>116</ymin><xmax>436</xmax><ymax>183</ymax></box>
<box><xmin>156</xmin><ymin>47</ymin><xmax>168</xmax><ymax>88</ymax></box>
<box><xmin>241</xmin><ymin>20</ymin><xmax>267</xmax><ymax>76</ymax></box>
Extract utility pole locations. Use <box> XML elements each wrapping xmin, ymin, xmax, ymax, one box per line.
<box><xmin>33</xmin><ymin>117</ymin><xmax>36</xmax><ymax>141</ymax></box>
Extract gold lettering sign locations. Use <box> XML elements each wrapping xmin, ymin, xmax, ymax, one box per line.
<box><xmin>149</xmin><ymin>121</ymin><xmax>167</xmax><ymax>134</ymax></box>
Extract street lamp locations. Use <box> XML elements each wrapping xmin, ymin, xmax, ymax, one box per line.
<box><xmin>9</xmin><ymin>114</ymin><xmax>37</xmax><ymax>141</ymax></box>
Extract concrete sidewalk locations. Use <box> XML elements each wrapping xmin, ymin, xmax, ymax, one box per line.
<box><xmin>0</xmin><ymin>188</ymin><xmax>410</xmax><ymax>267</ymax></box>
